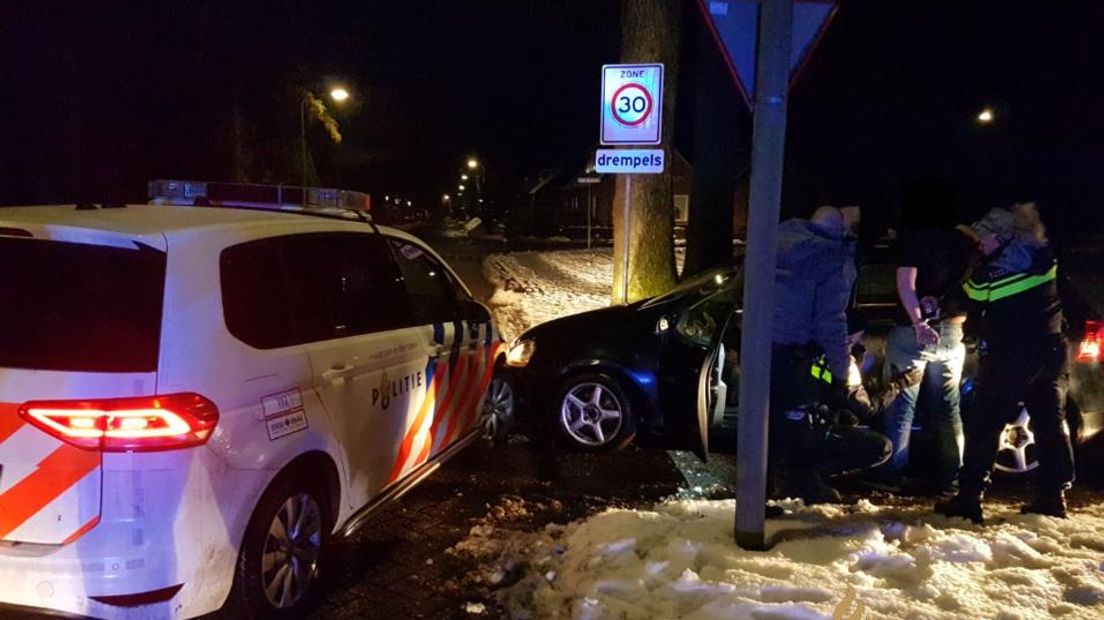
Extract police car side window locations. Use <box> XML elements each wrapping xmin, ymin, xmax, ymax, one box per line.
<box><xmin>387</xmin><ymin>238</ymin><xmax>459</xmax><ymax>326</ymax></box>
<box><xmin>221</xmin><ymin>233</ymin><xmax>405</xmax><ymax>348</ymax></box>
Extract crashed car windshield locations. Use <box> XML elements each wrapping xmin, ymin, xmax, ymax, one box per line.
<box><xmin>641</xmin><ymin>264</ymin><xmax>741</xmax><ymax>309</ymax></box>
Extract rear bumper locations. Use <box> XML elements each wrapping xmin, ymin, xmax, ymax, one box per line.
<box><xmin>0</xmin><ymin>542</ymin><xmax>176</xmax><ymax>619</ymax></box>
<box><xmin>0</xmin><ymin>452</ymin><xmax>268</xmax><ymax>619</ymax></box>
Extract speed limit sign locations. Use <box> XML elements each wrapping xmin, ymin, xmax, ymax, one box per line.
<box><xmin>601</xmin><ymin>64</ymin><xmax>663</xmax><ymax>145</ymax></box>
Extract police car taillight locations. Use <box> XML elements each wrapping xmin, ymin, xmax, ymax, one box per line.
<box><xmin>18</xmin><ymin>393</ymin><xmax>219</xmax><ymax>452</ymax></box>
<box><xmin>1077</xmin><ymin>320</ymin><xmax>1104</xmax><ymax>364</ymax></box>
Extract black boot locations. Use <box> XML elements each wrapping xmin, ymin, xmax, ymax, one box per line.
<box><xmin>1021</xmin><ymin>489</ymin><xmax>1068</xmax><ymax>518</ymax></box>
<box><xmin>781</xmin><ymin>472</ymin><xmax>841</xmax><ymax>505</ymax></box>
<box><xmin>934</xmin><ymin>491</ymin><xmax>984</xmax><ymax>524</ymax></box>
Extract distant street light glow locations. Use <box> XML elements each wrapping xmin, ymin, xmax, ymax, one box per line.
<box><xmin>461</xmin><ymin>174</ymin><xmax>469</xmax><ymax>181</ymax></box>
<box><xmin>467</xmin><ymin>158</ymin><xmax>479</xmax><ymax>170</ymax></box>
<box><xmin>330</xmin><ymin>87</ymin><xmax>350</xmax><ymax>102</ymax></box>
<box><xmin>443</xmin><ymin>194</ymin><xmax>450</xmax><ymax>201</ymax></box>
<box><xmin>977</xmin><ymin>108</ymin><xmax>994</xmax><ymax>124</ymax></box>
<box><xmin>406</xmin><ymin>200</ymin><xmax>412</xmax><ymax>206</ymax></box>
<box><xmin>458</xmin><ymin>184</ymin><xmax>466</xmax><ymax>191</ymax></box>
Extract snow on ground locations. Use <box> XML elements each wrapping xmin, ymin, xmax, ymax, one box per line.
<box><xmin>455</xmin><ymin>498</ymin><xmax>1104</xmax><ymax>620</ymax></box>
<box><xmin>482</xmin><ymin>250</ymin><xmax>616</xmax><ymax>342</ymax></box>
<box><xmin>482</xmin><ymin>248</ymin><xmax>684</xmax><ymax>342</ymax></box>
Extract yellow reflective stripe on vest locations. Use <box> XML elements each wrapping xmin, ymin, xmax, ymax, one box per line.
<box><xmin>809</xmin><ymin>358</ymin><xmax>833</xmax><ymax>384</ymax></box>
<box><xmin>963</xmin><ymin>264</ymin><xmax>1057</xmax><ymax>302</ymax></box>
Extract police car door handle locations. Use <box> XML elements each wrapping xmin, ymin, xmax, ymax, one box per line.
<box><xmin>322</xmin><ymin>364</ymin><xmax>356</xmax><ymax>381</ymax></box>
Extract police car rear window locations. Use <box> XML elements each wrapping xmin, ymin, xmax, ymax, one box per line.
<box><xmin>0</xmin><ymin>237</ymin><xmax>166</xmax><ymax>372</ymax></box>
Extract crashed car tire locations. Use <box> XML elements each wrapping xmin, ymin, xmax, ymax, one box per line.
<box><xmin>553</xmin><ymin>372</ymin><xmax>637</xmax><ymax>451</ymax></box>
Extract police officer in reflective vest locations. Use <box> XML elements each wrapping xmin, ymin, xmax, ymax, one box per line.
<box><xmin>936</xmin><ymin>203</ymin><xmax>1073</xmax><ymax>522</ymax></box>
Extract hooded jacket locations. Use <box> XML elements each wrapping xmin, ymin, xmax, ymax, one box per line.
<box><xmin>772</xmin><ymin>218</ymin><xmax>857</xmax><ymax>379</ymax></box>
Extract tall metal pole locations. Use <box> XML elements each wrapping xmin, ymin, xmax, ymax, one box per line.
<box><xmin>621</xmin><ymin>175</ymin><xmax>632</xmax><ymax>304</ymax></box>
<box><xmin>735</xmin><ymin>0</ymin><xmax>793</xmax><ymax>551</ymax></box>
<box><xmin>300</xmin><ymin>97</ymin><xmax>308</xmax><ymax>190</ymax></box>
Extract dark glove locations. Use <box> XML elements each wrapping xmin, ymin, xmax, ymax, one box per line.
<box><xmin>826</xmin><ymin>380</ymin><xmax>850</xmax><ymax>411</ymax></box>
<box><xmin>832</xmin><ymin>408</ymin><xmax>861</xmax><ymax>428</ymax></box>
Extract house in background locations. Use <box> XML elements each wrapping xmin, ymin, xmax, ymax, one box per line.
<box><xmin>513</xmin><ymin>149</ymin><xmax>747</xmax><ymax>241</ymax></box>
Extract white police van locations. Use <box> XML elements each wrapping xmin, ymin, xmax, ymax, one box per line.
<box><xmin>0</xmin><ymin>188</ymin><xmax>511</xmax><ymax>618</ymax></box>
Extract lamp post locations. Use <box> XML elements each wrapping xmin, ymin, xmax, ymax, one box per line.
<box><xmin>465</xmin><ymin>157</ymin><xmax>486</xmax><ymax>218</ymax></box>
<box><xmin>301</xmin><ymin>86</ymin><xmax>351</xmax><ymax>189</ymax></box>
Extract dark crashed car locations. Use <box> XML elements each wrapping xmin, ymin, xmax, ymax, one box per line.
<box><xmin>502</xmin><ymin>265</ymin><xmax>743</xmax><ymax>459</ymax></box>
<box><xmin>503</xmin><ymin>255</ymin><xmax>1104</xmax><ymax>478</ymax></box>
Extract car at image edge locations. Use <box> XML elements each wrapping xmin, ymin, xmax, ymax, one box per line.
<box><xmin>0</xmin><ymin>202</ymin><xmax>513</xmax><ymax>619</ymax></box>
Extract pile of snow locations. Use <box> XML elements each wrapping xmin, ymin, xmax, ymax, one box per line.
<box><xmin>457</xmin><ymin>499</ymin><xmax>1104</xmax><ymax>619</ymax></box>
<box><xmin>483</xmin><ymin>250</ymin><xmax>615</xmax><ymax>342</ymax></box>
<box><xmin>482</xmin><ymin>248</ymin><xmax>685</xmax><ymax>342</ymax></box>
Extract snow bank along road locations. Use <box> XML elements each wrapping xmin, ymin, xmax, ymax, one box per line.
<box><xmin>482</xmin><ymin>248</ymin><xmax>686</xmax><ymax>342</ymax></box>
<box><xmin>483</xmin><ymin>249</ymin><xmax>616</xmax><ymax>342</ymax></box>
<box><xmin>455</xmin><ymin>498</ymin><xmax>1104</xmax><ymax>619</ymax></box>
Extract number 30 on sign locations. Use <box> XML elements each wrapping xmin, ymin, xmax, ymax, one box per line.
<box><xmin>601</xmin><ymin>64</ymin><xmax>664</xmax><ymax>145</ymax></box>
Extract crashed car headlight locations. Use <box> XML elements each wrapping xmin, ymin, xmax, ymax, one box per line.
<box><xmin>506</xmin><ymin>338</ymin><xmax>536</xmax><ymax>367</ymax></box>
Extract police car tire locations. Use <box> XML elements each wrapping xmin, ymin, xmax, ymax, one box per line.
<box><xmin>229</xmin><ymin>470</ymin><xmax>332</xmax><ymax>619</ymax></box>
<box><xmin>553</xmin><ymin>372</ymin><xmax>637</xmax><ymax>452</ymax></box>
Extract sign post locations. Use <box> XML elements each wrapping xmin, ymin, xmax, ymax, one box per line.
<box><xmin>599</xmin><ymin>64</ymin><xmax>665</xmax><ymax>304</ymax></box>
<box><xmin>577</xmin><ymin>175</ymin><xmax>602</xmax><ymax>250</ymax></box>
<box><xmin>696</xmin><ymin>0</ymin><xmax>836</xmax><ymax>549</ymax></box>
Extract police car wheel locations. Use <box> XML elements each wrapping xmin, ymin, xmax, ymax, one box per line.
<box><xmin>232</xmin><ymin>472</ymin><xmax>331</xmax><ymax>618</ymax></box>
<box><xmin>555</xmin><ymin>373</ymin><xmax>636</xmax><ymax>451</ymax></box>
<box><xmin>482</xmin><ymin>372</ymin><xmax>516</xmax><ymax>443</ymax></box>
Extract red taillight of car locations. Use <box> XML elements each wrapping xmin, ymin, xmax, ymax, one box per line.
<box><xmin>1077</xmin><ymin>320</ymin><xmax>1104</xmax><ymax>363</ymax></box>
<box><xmin>18</xmin><ymin>393</ymin><xmax>219</xmax><ymax>452</ymax></box>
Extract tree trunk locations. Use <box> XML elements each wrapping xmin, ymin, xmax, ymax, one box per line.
<box><xmin>612</xmin><ymin>0</ymin><xmax>681</xmax><ymax>303</ymax></box>
<box><xmin>230</xmin><ymin>104</ymin><xmax>253</xmax><ymax>183</ymax></box>
<box><xmin>684</xmin><ymin>13</ymin><xmax>746</xmax><ymax>278</ymax></box>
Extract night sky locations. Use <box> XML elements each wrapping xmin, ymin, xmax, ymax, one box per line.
<box><xmin>2</xmin><ymin>1</ymin><xmax>1102</xmax><ymax>236</ymax></box>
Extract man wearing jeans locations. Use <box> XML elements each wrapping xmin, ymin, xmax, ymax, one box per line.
<box><xmin>874</xmin><ymin>184</ymin><xmax>980</xmax><ymax>492</ymax></box>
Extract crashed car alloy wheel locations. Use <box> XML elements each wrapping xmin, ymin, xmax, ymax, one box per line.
<box><xmin>995</xmin><ymin>406</ymin><xmax>1039</xmax><ymax>474</ymax></box>
<box><xmin>560</xmin><ymin>382</ymin><xmax>624</xmax><ymax>447</ymax></box>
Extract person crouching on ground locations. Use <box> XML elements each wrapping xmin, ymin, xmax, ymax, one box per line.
<box><xmin>936</xmin><ymin>203</ymin><xmax>1073</xmax><ymax>523</ymax></box>
<box><xmin>769</xmin><ymin>205</ymin><xmax>883</xmax><ymax>504</ymax></box>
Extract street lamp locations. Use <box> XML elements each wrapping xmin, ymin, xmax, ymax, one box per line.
<box><xmin>458</xmin><ymin>184</ymin><xmax>466</xmax><ymax>191</ymax></box>
<box><xmin>977</xmin><ymin>107</ymin><xmax>994</xmax><ymax>124</ymax></box>
<box><xmin>461</xmin><ymin>174</ymin><xmax>469</xmax><ymax>181</ymax></box>
<box><xmin>466</xmin><ymin>158</ymin><xmax>479</xmax><ymax>170</ymax></box>
<box><xmin>301</xmin><ymin>86</ymin><xmax>351</xmax><ymax>189</ymax></box>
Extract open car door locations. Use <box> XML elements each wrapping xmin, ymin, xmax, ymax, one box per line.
<box><xmin>658</xmin><ymin>284</ymin><xmax>740</xmax><ymax>462</ymax></box>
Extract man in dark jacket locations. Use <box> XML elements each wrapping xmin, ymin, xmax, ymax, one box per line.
<box><xmin>769</xmin><ymin>206</ymin><xmax>889</xmax><ymax>503</ymax></box>
<box><xmin>936</xmin><ymin>203</ymin><xmax>1073</xmax><ymax>523</ymax></box>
